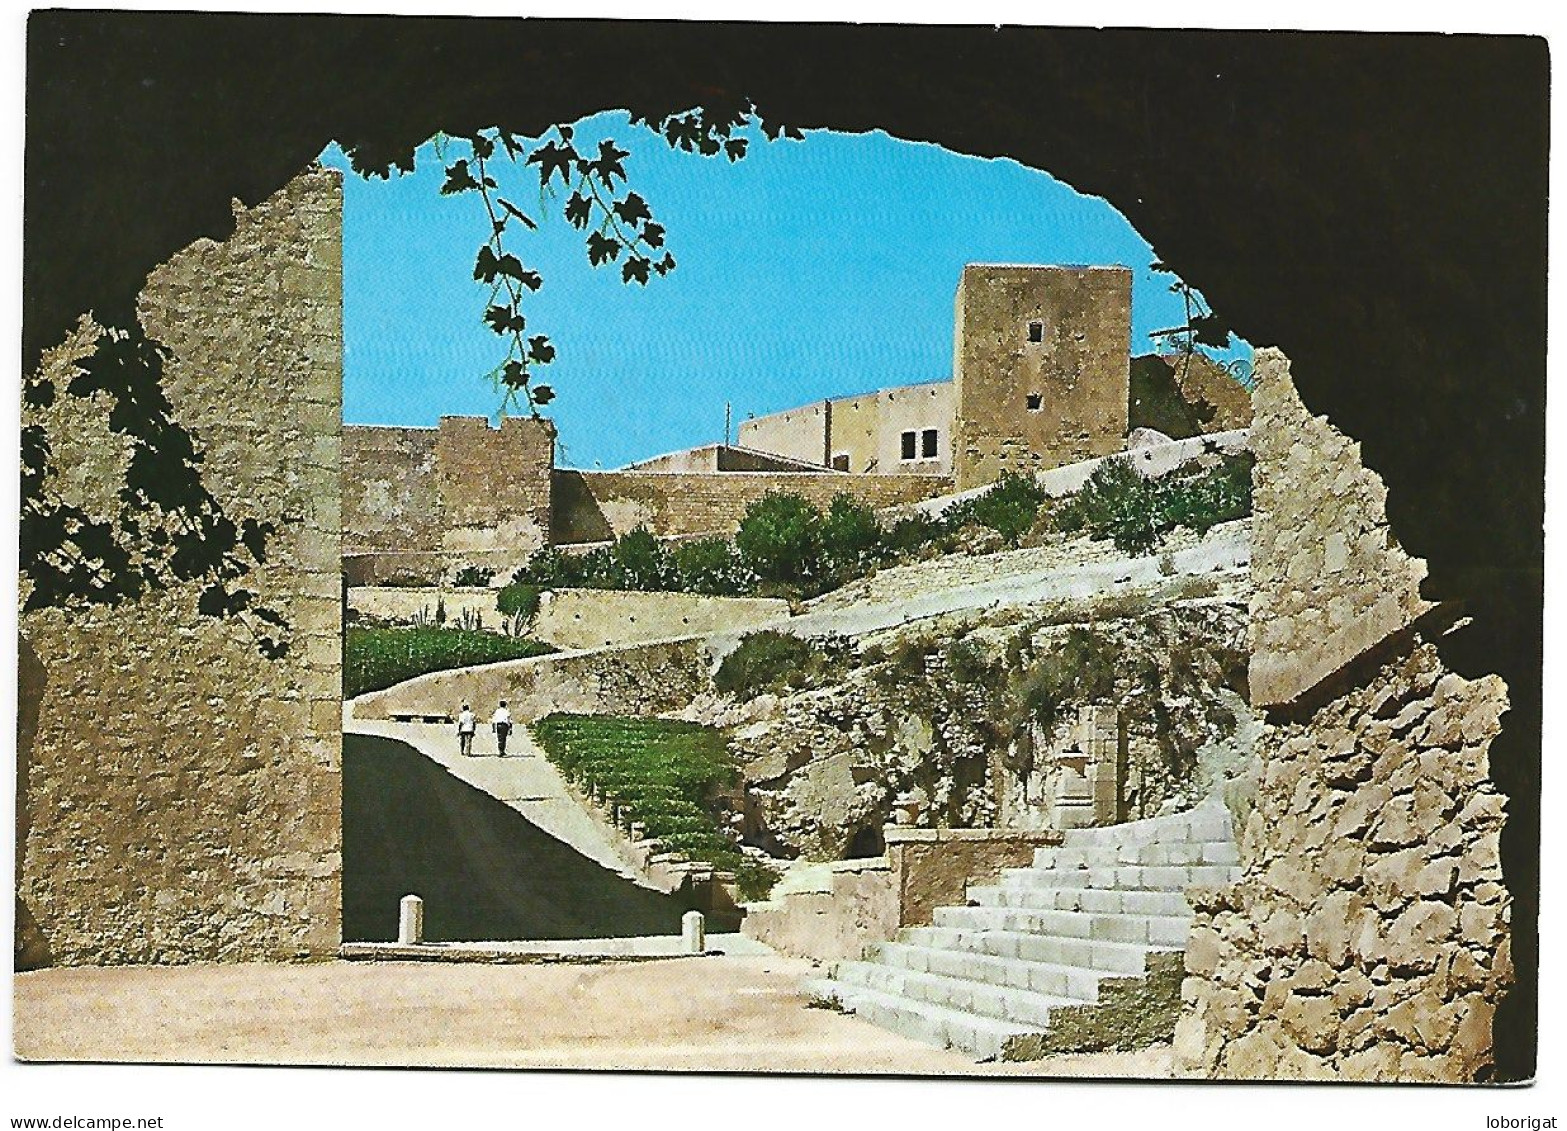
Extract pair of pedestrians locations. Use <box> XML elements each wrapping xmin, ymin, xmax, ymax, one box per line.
<box><xmin>456</xmin><ymin>700</ymin><xmax>515</xmax><ymax>757</ymax></box>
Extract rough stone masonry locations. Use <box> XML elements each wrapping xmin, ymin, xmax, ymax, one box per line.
<box><xmin>1173</xmin><ymin>349</ymin><xmax>1512</xmax><ymax>1081</ymax></box>
<box><xmin>17</xmin><ymin>166</ymin><xmax>344</xmax><ymax>966</ymax></box>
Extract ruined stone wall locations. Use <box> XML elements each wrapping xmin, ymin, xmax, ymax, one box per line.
<box><xmin>531</xmin><ymin>588</ymin><xmax>789</xmax><ymax>651</ymax></box>
<box><xmin>550</xmin><ymin>469</ymin><xmax>951</xmax><ymax>544</ymax></box>
<box><xmin>1174</xmin><ymin>349</ymin><xmax>1512</xmax><ymax>1082</ymax></box>
<box><xmin>1246</xmin><ymin>350</ymin><xmax>1433</xmax><ymax>710</ymax></box>
<box><xmin>952</xmin><ymin>265</ymin><xmax>1131</xmax><ymax>490</ymax></box>
<box><xmin>342</xmin><ymin>415</ymin><xmax>554</xmax><ymax>578</ymax></box>
<box><xmin>18</xmin><ymin>167</ymin><xmax>344</xmax><ymax>965</ymax></box>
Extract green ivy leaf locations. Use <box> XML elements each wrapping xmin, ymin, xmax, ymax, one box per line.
<box><xmin>613</xmin><ymin>192</ymin><xmax>652</xmax><ymax>227</ymax></box>
<box><xmin>587</xmin><ymin>232</ymin><xmax>621</xmax><ymax>266</ymax></box>
<box><xmin>440</xmin><ymin>160</ymin><xmax>480</xmax><ymax>195</ymax></box>
<box><xmin>588</xmin><ymin>139</ymin><xmax>631</xmax><ymax>187</ymax></box>
<box><xmin>526</xmin><ymin>139</ymin><xmax>577</xmax><ymax>187</ymax></box>
<box><xmin>564</xmin><ymin>192</ymin><xmax>592</xmax><ymax>229</ymax></box>
<box><xmin>527</xmin><ymin>335</ymin><xmax>556</xmax><ymax>364</ymax></box>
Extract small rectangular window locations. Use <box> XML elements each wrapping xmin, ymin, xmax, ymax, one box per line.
<box><xmin>1026</xmin><ymin>393</ymin><xmax>1043</xmax><ymax>411</ymax></box>
<box><xmin>1028</xmin><ymin>320</ymin><xmax>1044</xmax><ymax>343</ymax></box>
<box><xmin>921</xmin><ymin>429</ymin><xmax>938</xmax><ymax>458</ymax></box>
<box><xmin>901</xmin><ymin>431</ymin><xmax>917</xmax><ymax>460</ymax></box>
<box><xmin>831</xmin><ymin>453</ymin><xmax>850</xmax><ymax>472</ymax></box>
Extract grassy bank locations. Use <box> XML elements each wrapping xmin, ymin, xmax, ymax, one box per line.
<box><xmin>531</xmin><ymin>713</ymin><xmax>779</xmax><ymax>900</ymax></box>
<box><xmin>344</xmin><ymin>627</ymin><xmax>555</xmax><ymax>699</ymax></box>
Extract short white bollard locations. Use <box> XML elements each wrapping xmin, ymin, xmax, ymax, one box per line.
<box><xmin>398</xmin><ymin>894</ymin><xmax>425</xmax><ymax>945</ymax></box>
<box><xmin>681</xmin><ymin>910</ymin><xmax>706</xmax><ymax>954</ymax></box>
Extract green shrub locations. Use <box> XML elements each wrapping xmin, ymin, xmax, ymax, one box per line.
<box><xmin>1053</xmin><ymin>453</ymin><xmax>1251</xmax><ymax>555</ymax></box>
<box><xmin>942</xmin><ymin>471</ymin><xmax>1048</xmax><ymax>545</ymax></box>
<box><xmin>1008</xmin><ymin>626</ymin><xmax>1120</xmax><ymax>737</ymax></box>
<box><xmin>821</xmin><ymin>494</ymin><xmax>883</xmax><ymax>571</ymax></box>
<box><xmin>734</xmin><ymin>493</ymin><xmax>825</xmax><ymax>585</ymax></box>
<box><xmin>452</xmin><ymin>564</ymin><xmax>496</xmax><ymax>587</ymax></box>
<box><xmin>496</xmin><ymin>581</ymin><xmax>541</xmax><ymax>623</ymax></box>
<box><xmin>343</xmin><ymin>627</ymin><xmax>554</xmax><ymax>698</ymax></box>
<box><xmin>671</xmin><ymin>536</ymin><xmax>751</xmax><ymax>596</ymax></box>
<box><xmin>714</xmin><ymin>630</ymin><xmax>837</xmax><ymax>701</ymax></box>
<box><xmin>608</xmin><ymin>526</ymin><xmax>671</xmax><ymax>590</ymax></box>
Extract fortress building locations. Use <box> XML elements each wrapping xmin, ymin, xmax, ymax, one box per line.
<box><xmin>341</xmin><ymin>263</ymin><xmax>1231</xmax><ymax>583</ymax></box>
<box><xmin>738</xmin><ymin>264</ymin><xmax>1133</xmax><ymax>490</ymax></box>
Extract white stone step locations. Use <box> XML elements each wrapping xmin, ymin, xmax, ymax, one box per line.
<box><xmin>830</xmin><ymin>960</ymin><xmax>1080</xmax><ymax>1028</ymax></box>
<box><xmin>804</xmin><ymin>978</ymin><xmax>1041</xmax><ymax>1061</ymax></box>
<box><xmin>876</xmin><ymin>941</ymin><xmax>1105</xmax><ymax>1002</ymax></box>
<box><xmin>1062</xmin><ymin>808</ymin><xmax>1232</xmax><ymax>849</ymax></box>
<box><xmin>998</xmin><ymin>863</ymin><xmax>1241</xmax><ymax>891</ymax></box>
<box><xmin>898</xmin><ymin>925</ymin><xmax>1156</xmax><ymax>975</ymax></box>
<box><xmin>931</xmin><ymin>904</ymin><xmax>1191</xmax><ymax>947</ymax></box>
<box><xmin>968</xmin><ymin>883</ymin><xmax>1193</xmax><ymax>918</ymax></box>
<box><xmin>1028</xmin><ymin>840</ymin><xmax>1239</xmax><ymax>869</ymax></box>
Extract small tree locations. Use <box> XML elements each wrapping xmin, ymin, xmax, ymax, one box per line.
<box><xmin>734</xmin><ymin>493</ymin><xmax>824</xmax><ymax>586</ymax></box>
<box><xmin>609</xmin><ymin>526</ymin><xmax>670</xmax><ymax>591</ymax></box>
<box><xmin>821</xmin><ymin>494</ymin><xmax>882</xmax><ymax>573</ymax></box>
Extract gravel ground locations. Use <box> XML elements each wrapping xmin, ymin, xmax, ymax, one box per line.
<box><xmin>14</xmin><ymin>956</ymin><xmax>1173</xmax><ymax>1078</ymax></box>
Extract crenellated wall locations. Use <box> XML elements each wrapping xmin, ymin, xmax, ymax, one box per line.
<box><xmin>342</xmin><ymin>415</ymin><xmax>555</xmax><ymax>580</ymax></box>
<box><xmin>1173</xmin><ymin>349</ymin><xmax>1512</xmax><ymax>1082</ymax></box>
<box><xmin>18</xmin><ymin>166</ymin><xmax>345</xmax><ymax>966</ymax></box>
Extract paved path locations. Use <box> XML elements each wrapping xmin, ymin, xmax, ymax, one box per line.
<box><xmin>346</xmin><ymin>715</ymin><xmax>645</xmax><ymax>886</ymax></box>
<box><xmin>747</xmin><ymin>520</ymin><xmax>1249</xmax><ymax>644</ymax></box>
<box><xmin>13</xmin><ymin>957</ymin><xmax>1174</xmax><ymax>1075</ymax></box>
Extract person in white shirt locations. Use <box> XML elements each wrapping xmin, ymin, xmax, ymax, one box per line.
<box><xmin>456</xmin><ymin>703</ymin><xmax>477</xmax><ymax>757</ymax></box>
<box><xmin>491</xmin><ymin>700</ymin><xmax>513</xmax><ymax>757</ymax></box>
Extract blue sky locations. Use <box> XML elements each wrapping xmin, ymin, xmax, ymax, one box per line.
<box><xmin>320</xmin><ymin>112</ymin><xmax>1248</xmax><ymax>470</ymax></box>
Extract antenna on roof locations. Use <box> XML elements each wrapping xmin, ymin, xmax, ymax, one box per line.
<box><xmin>724</xmin><ymin>401</ymin><xmax>732</xmax><ymax>447</ymax></box>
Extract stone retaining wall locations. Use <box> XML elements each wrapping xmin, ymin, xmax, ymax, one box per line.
<box><xmin>742</xmin><ymin>828</ymin><xmax>1062</xmax><ymax>962</ymax></box>
<box><xmin>17</xmin><ymin>166</ymin><xmax>344</xmax><ymax>966</ymax></box>
<box><xmin>532</xmin><ymin>588</ymin><xmax>789</xmax><ymax>650</ymax></box>
<box><xmin>349</xmin><ymin>636</ymin><xmax>710</xmax><ymax>724</ymax></box>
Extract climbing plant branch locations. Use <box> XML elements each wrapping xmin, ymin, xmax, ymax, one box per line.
<box><xmin>435</xmin><ymin>103</ymin><xmax>798</xmax><ymax>416</ymax></box>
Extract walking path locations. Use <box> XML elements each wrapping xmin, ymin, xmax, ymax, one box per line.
<box><xmin>755</xmin><ymin>519</ymin><xmax>1249</xmax><ymax>643</ymax></box>
<box><xmin>345</xmin><ymin>714</ymin><xmax>647</xmax><ymax>886</ymax></box>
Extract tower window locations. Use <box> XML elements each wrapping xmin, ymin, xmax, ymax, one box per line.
<box><xmin>1026</xmin><ymin>393</ymin><xmax>1043</xmax><ymax>411</ymax></box>
<box><xmin>1028</xmin><ymin>320</ymin><xmax>1045</xmax><ymax>343</ymax></box>
<box><xmin>901</xmin><ymin>431</ymin><xmax>917</xmax><ymax>460</ymax></box>
<box><xmin>831</xmin><ymin>453</ymin><xmax>850</xmax><ymax>472</ymax></box>
<box><xmin>921</xmin><ymin>429</ymin><xmax>938</xmax><ymax>458</ymax></box>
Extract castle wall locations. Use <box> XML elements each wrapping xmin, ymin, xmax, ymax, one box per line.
<box><xmin>952</xmin><ymin>265</ymin><xmax>1131</xmax><ymax>490</ymax></box>
<box><xmin>1173</xmin><ymin>349</ymin><xmax>1512</xmax><ymax>1082</ymax></box>
<box><xmin>738</xmin><ymin>400</ymin><xmax>829</xmax><ymax>466</ymax></box>
<box><xmin>18</xmin><ymin>167</ymin><xmax>344</xmax><ymax>965</ymax></box>
<box><xmin>550</xmin><ymin>469</ymin><xmax>952</xmax><ymax>544</ymax></box>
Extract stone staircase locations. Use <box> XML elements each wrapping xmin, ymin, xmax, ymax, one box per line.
<box><xmin>804</xmin><ymin>801</ymin><xmax>1240</xmax><ymax>1061</ymax></box>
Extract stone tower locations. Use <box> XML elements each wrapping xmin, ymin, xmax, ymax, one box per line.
<box><xmin>950</xmin><ymin>264</ymin><xmax>1132</xmax><ymax>490</ymax></box>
